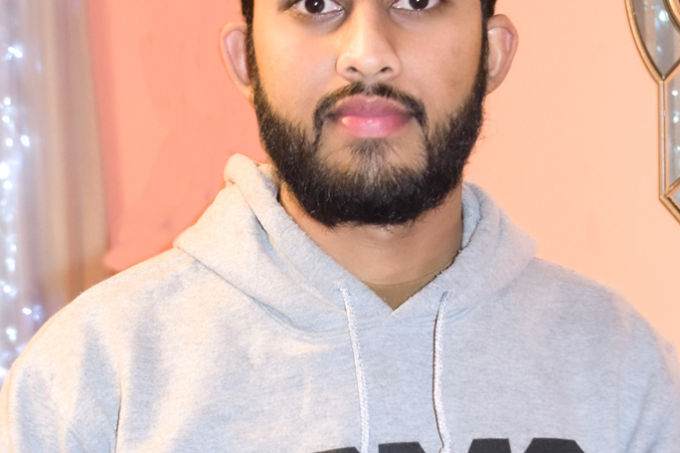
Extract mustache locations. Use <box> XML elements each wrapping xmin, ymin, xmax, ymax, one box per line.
<box><xmin>313</xmin><ymin>82</ymin><xmax>428</xmax><ymax>133</ymax></box>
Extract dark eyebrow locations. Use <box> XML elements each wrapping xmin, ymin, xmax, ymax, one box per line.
<box><xmin>278</xmin><ymin>0</ymin><xmax>297</xmax><ymax>12</ymax></box>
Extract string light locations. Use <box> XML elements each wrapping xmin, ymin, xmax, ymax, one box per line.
<box><xmin>0</xmin><ymin>22</ymin><xmax>38</xmax><ymax>381</ymax></box>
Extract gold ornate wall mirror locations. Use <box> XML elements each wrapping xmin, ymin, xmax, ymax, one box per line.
<box><xmin>667</xmin><ymin>0</ymin><xmax>680</xmax><ymax>29</ymax></box>
<box><xmin>627</xmin><ymin>0</ymin><xmax>680</xmax><ymax>222</ymax></box>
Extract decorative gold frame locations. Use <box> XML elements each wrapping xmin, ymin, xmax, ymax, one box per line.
<box><xmin>626</xmin><ymin>0</ymin><xmax>680</xmax><ymax>223</ymax></box>
<box><xmin>667</xmin><ymin>0</ymin><xmax>680</xmax><ymax>30</ymax></box>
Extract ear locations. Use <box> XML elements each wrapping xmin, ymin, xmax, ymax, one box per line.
<box><xmin>485</xmin><ymin>14</ymin><xmax>518</xmax><ymax>94</ymax></box>
<box><xmin>220</xmin><ymin>22</ymin><xmax>253</xmax><ymax>101</ymax></box>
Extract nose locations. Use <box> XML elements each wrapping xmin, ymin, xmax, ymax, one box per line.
<box><xmin>336</xmin><ymin>6</ymin><xmax>402</xmax><ymax>83</ymax></box>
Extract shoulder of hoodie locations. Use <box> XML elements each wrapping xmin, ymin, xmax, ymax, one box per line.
<box><xmin>8</xmin><ymin>247</ymin><xmax>215</xmax><ymax>373</ymax></box>
<box><xmin>1</xmin><ymin>247</ymin><xmax>218</xmax><ymax>438</ymax></box>
<box><xmin>514</xmin><ymin>257</ymin><xmax>670</xmax><ymax>344</ymax></box>
<box><xmin>512</xmin><ymin>257</ymin><xmax>679</xmax><ymax>383</ymax></box>
<box><xmin>54</xmin><ymin>246</ymin><xmax>200</xmax><ymax>320</ymax></box>
<box><xmin>511</xmin><ymin>259</ymin><xmax>680</xmax><ymax>439</ymax></box>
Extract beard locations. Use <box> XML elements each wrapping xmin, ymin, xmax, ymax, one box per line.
<box><xmin>249</xmin><ymin>37</ymin><xmax>488</xmax><ymax>228</ymax></box>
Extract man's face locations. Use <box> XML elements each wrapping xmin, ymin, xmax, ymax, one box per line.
<box><xmin>248</xmin><ymin>0</ymin><xmax>488</xmax><ymax>226</ymax></box>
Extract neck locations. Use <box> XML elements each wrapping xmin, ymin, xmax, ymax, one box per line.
<box><xmin>280</xmin><ymin>185</ymin><xmax>464</xmax><ymax>309</ymax></box>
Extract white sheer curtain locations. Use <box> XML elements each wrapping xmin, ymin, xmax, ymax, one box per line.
<box><xmin>0</xmin><ymin>0</ymin><xmax>109</xmax><ymax>381</ymax></box>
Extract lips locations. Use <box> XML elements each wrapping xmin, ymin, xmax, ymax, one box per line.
<box><xmin>332</xmin><ymin>96</ymin><xmax>411</xmax><ymax>138</ymax></box>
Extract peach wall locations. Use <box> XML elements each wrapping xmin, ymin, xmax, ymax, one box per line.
<box><xmin>86</xmin><ymin>0</ymin><xmax>680</xmax><ymax>348</ymax></box>
<box><xmin>86</xmin><ymin>0</ymin><xmax>264</xmax><ymax>269</ymax></box>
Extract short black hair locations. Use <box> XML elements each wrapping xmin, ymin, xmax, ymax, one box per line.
<box><xmin>241</xmin><ymin>0</ymin><xmax>497</xmax><ymax>25</ymax></box>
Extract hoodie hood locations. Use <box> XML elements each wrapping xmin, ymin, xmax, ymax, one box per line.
<box><xmin>174</xmin><ymin>154</ymin><xmax>537</xmax><ymax>334</ymax></box>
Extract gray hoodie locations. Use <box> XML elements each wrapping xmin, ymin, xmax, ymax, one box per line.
<box><xmin>1</xmin><ymin>154</ymin><xmax>679</xmax><ymax>453</ymax></box>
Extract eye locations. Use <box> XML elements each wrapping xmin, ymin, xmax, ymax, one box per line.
<box><xmin>293</xmin><ymin>0</ymin><xmax>343</xmax><ymax>15</ymax></box>
<box><xmin>391</xmin><ymin>0</ymin><xmax>440</xmax><ymax>11</ymax></box>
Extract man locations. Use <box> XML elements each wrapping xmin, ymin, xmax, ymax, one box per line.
<box><xmin>0</xmin><ymin>0</ymin><xmax>678</xmax><ymax>451</ymax></box>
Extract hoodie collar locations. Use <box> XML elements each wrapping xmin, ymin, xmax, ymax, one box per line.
<box><xmin>174</xmin><ymin>154</ymin><xmax>537</xmax><ymax>333</ymax></box>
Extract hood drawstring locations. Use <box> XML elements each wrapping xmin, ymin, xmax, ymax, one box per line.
<box><xmin>340</xmin><ymin>286</ymin><xmax>370</xmax><ymax>453</ymax></box>
<box><xmin>434</xmin><ymin>292</ymin><xmax>455</xmax><ymax>453</ymax></box>
<box><xmin>340</xmin><ymin>287</ymin><xmax>454</xmax><ymax>453</ymax></box>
